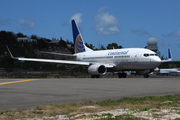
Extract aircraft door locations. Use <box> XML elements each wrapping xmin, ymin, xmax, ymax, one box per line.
<box><xmin>134</xmin><ymin>52</ymin><xmax>139</xmax><ymax>62</ymax></box>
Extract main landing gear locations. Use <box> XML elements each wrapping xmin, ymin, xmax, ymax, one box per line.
<box><xmin>118</xmin><ymin>73</ymin><xmax>127</xmax><ymax>78</ymax></box>
<box><xmin>143</xmin><ymin>73</ymin><xmax>149</xmax><ymax>78</ymax></box>
<box><xmin>91</xmin><ymin>75</ymin><xmax>100</xmax><ymax>78</ymax></box>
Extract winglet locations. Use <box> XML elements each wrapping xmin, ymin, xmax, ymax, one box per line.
<box><xmin>6</xmin><ymin>45</ymin><xmax>16</xmax><ymax>59</ymax></box>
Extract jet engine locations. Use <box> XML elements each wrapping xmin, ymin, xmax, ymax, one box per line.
<box><xmin>88</xmin><ymin>64</ymin><xmax>107</xmax><ymax>75</ymax></box>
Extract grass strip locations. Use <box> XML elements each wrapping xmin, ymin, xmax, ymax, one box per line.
<box><xmin>0</xmin><ymin>94</ymin><xmax>180</xmax><ymax>120</ymax></box>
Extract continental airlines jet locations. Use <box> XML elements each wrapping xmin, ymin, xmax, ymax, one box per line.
<box><xmin>6</xmin><ymin>20</ymin><xmax>172</xmax><ymax>78</ymax></box>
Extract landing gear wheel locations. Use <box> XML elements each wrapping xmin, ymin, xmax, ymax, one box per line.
<box><xmin>118</xmin><ymin>73</ymin><xmax>127</xmax><ymax>78</ymax></box>
<box><xmin>91</xmin><ymin>75</ymin><xmax>100</xmax><ymax>78</ymax></box>
<box><xmin>96</xmin><ymin>75</ymin><xmax>100</xmax><ymax>78</ymax></box>
<box><xmin>143</xmin><ymin>74</ymin><xmax>149</xmax><ymax>78</ymax></box>
<box><xmin>91</xmin><ymin>75</ymin><xmax>95</xmax><ymax>78</ymax></box>
<box><xmin>122</xmin><ymin>73</ymin><xmax>127</xmax><ymax>78</ymax></box>
<box><xmin>118</xmin><ymin>73</ymin><xmax>122</xmax><ymax>78</ymax></box>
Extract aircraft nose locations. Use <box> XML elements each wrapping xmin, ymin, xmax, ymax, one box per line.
<box><xmin>151</xmin><ymin>57</ymin><xmax>161</xmax><ymax>65</ymax></box>
<box><xmin>155</xmin><ymin>57</ymin><xmax>161</xmax><ymax>62</ymax></box>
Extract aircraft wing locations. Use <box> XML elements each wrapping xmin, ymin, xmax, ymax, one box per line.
<box><xmin>40</xmin><ymin>51</ymin><xmax>76</xmax><ymax>57</ymax></box>
<box><xmin>16</xmin><ymin>57</ymin><xmax>90</xmax><ymax>65</ymax></box>
<box><xmin>6</xmin><ymin>46</ymin><xmax>116</xmax><ymax>67</ymax></box>
<box><xmin>159</xmin><ymin>70</ymin><xmax>169</xmax><ymax>74</ymax></box>
<box><xmin>6</xmin><ymin>46</ymin><xmax>90</xmax><ymax>66</ymax></box>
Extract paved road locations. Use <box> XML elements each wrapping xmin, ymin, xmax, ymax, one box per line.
<box><xmin>0</xmin><ymin>77</ymin><xmax>180</xmax><ymax>110</ymax></box>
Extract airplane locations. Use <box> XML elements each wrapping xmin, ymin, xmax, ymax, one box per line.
<box><xmin>154</xmin><ymin>67</ymin><xmax>180</xmax><ymax>76</ymax></box>
<box><xmin>6</xmin><ymin>19</ymin><xmax>172</xmax><ymax>78</ymax></box>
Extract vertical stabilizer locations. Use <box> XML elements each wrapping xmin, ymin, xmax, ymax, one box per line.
<box><xmin>71</xmin><ymin>20</ymin><xmax>93</xmax><ymax>54</ymax></box>
<box><xmin>162</xmin><ymin>49</ymin><xmax>172</xmax><ymax>62</ymax></box>
<box><xmin>168</xmin><ymin>49</ymin><xmax>172</xmax><ymax>60</ymax></box>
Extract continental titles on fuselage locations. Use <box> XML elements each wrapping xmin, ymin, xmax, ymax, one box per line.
<box><xmin>108</xmin><ymin>50</ymin><xmax>129</xmax><ymax>56</ymax></box>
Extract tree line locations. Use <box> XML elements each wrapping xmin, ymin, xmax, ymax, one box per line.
<box><xmin>0</xmin><ymin>30</ymin><xmax>179</xmax><ymax>71</ymax></box>
<box><xmin>0</xmin><ymin>30</ymin><xmax>123</xmax><ymax>71</ymax></box>
<box><xmin>0</xmin><ymin>30</ymin><xmax>123</xmax><ymax>51</ymax></box>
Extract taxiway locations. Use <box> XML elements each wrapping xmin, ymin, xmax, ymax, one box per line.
<box><xmin>0</xmin><ymin>77</ymin><xmax>180</xmax><ymax>110</ymax></box>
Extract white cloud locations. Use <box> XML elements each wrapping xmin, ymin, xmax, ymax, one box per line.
<box><xmin>132</xmin><ymin>28</ymin><xmax>150</xmax><ymax>36</ymax></box>
<box><xmin>163</xmin><ymin>30</ymin><xmax>180</xmax><ymax>37</ymax></box>
<box><xmin>16</xmin><ymin>17</ymin><xmax>35</xmax><ymax>29</ymax></box>
<box><xmin>160</xmin><ymin>40</ymin><xmax>171</xmax><ymax>46</ymax></box>
<box><xmin>63</xmin><ymin>13</ymin><xmax>83</xmax><ymax>31</ymax></box>
<box><xmin>172</xmin><ymin>30</ymin><xmax>180</xmax><ymax>37</ymax></box>
<box><xmin>94</xmin><ymin>7</ymin><xmax>120</xmax><ymax>36</ymax></box>
<box><xmin>64</xmin><ymin>13</ymin><xmax>83</xmax><ymax>26</ymax></box>
<box><xmin>70</xmin><ymin>13</ymin><xmax>83</xmax><ymax>26</ymax></box>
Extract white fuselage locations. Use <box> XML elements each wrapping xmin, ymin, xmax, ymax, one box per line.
<box><xmin>75</xmin><ymin>48</ymin><xmax>161</xmax><ymax>71</ymax></box>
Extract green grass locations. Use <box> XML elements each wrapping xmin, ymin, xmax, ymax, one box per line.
<box><xmin>1</xmin><ymin>94</ymin><xmax>180</xmax><ymax>120</ymax></box>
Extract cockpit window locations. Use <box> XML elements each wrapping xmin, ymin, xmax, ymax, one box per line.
<box><xmin>144</xmin><ymin>53</ymin><xmax>157</xmax><ymax>57</ymax></box>
<box><xmin>144</xmin><ymin>54</ymin><xmax>148</xmax><ymax>57</ymax></box>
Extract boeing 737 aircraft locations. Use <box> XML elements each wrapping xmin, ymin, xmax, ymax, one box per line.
<box><xmin>6</xmin><ymin>20</ymin><xmax>172</xmax><ymax>78</ymax></box>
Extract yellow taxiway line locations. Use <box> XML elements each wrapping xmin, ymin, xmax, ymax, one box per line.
<box><xmin>0</xmin><ymin>79</ymin><xmax>40</xmax><ymax>85</ymax></box>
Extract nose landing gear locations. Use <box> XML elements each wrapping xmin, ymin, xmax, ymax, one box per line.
<box><xmin>118</xmin><ymin>73</ymin><xmax>127</xmax><ymax>78</ymax></box>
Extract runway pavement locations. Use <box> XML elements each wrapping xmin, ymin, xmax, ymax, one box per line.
<box><xmin>0</xmin><ymin>77</ymin><xmax>180</xmax><ymax>110</ymax></box>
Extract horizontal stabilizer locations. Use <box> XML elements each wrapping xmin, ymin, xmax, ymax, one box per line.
<box><xmin>40</xmin><ymin>51</ymin><xmax>76</xmax><ymax>57</ymax></box>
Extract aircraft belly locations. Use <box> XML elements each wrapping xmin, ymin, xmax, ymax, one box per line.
<box><xmin>115</xmin><ymin>62</ymin><xmax>159</xmax><ymax>71</ymax></box>
<box><xmin>82</xmin><ymin>58</ymin><xmax>160</xmax><ymax>71</ymax></box>
<box><xmin>115</xmin><ymin>62</ymin><xmax>133</xmax><ymax>70</ymax></box>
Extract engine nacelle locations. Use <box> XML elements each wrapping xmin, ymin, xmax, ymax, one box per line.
<box><xmin>88</xmin><ymin>64</ymin><xmax>107</xmax><ymax>75</ymax></box>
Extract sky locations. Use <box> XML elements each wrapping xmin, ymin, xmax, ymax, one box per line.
<box><xmin>0</xmin><ymin>0</ymin><xmax>180</xmax><ymax>61</ymax></box>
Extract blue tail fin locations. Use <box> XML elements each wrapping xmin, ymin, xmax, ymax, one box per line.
<box><xmin>168</xmin><ymin>49</ymin><xmax>172</xmax><ymax>60</ymax></box>
<box><xmin>161</xmin><ymin>49</ymin><xmax>173</xmax><ymax>62</ymax></box>
<box><xmin>72</xmin><ymin>20</ymin><xmax>85</xmax><ymax>54</ymax></box>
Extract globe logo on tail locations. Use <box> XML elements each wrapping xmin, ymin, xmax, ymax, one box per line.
<box><xmin>75</xmin><ymin>35</ymin><xmax>85</xmax><ymax>53</ymax></box>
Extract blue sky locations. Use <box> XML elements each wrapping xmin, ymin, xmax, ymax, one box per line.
<box><xmin>0</xmin><ymin>0</ymin><xmax>180</xmax><ymax>60</ymax></box>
